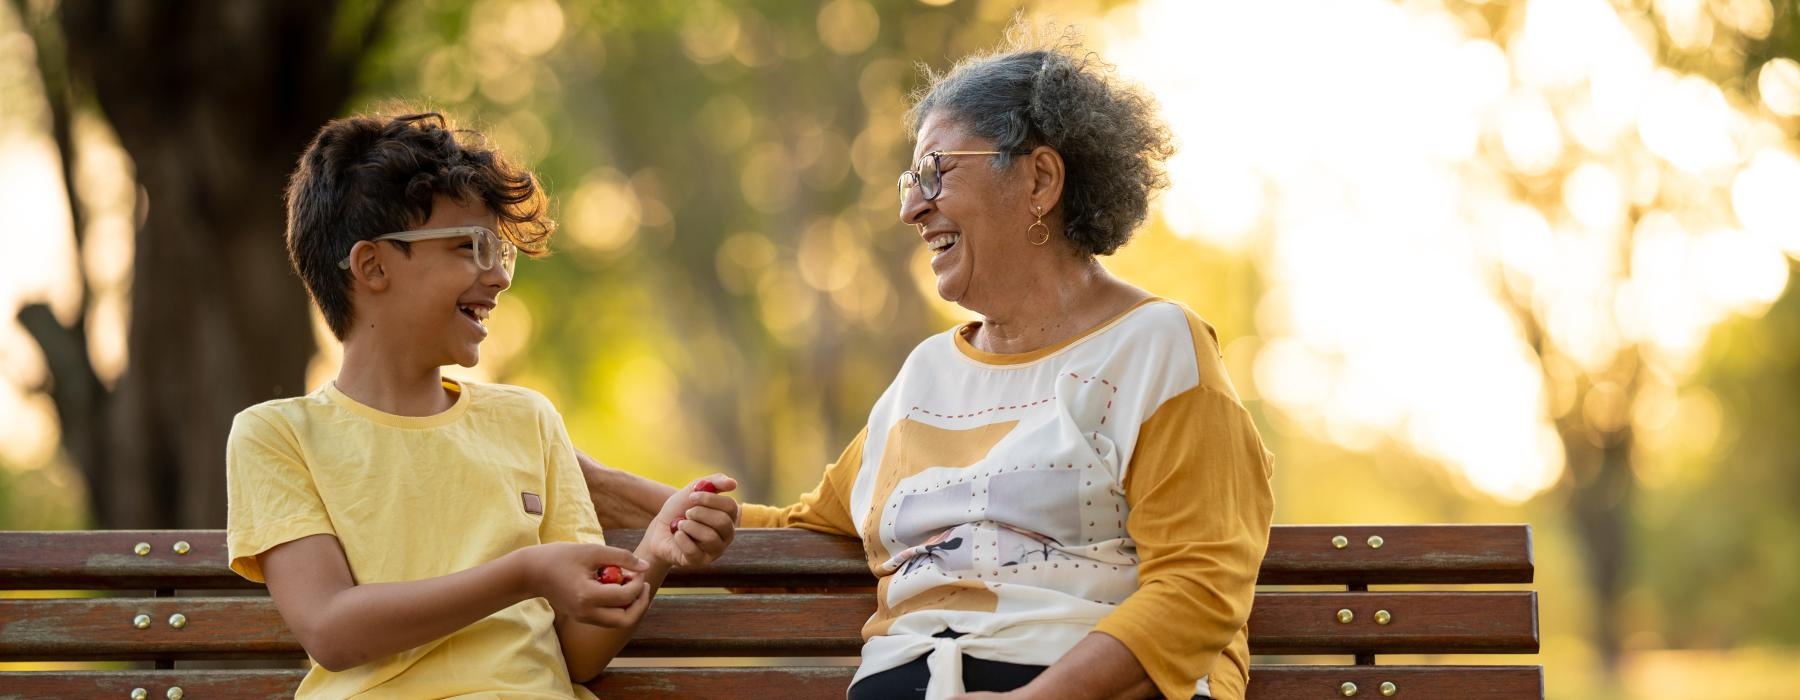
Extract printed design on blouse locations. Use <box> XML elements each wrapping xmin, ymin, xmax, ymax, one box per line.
<box><xmin>859</xmin><ymin>371</ymin><xmax>1136</xmax><ymax>636</ymax></box>
<box><xmin>860</xmin><ymin>418</ymin><xmax>1018</xmax><ymax>565</ymax></box>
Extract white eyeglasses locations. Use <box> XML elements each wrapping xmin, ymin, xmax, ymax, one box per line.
<box><xmin>338</xmin><ymin>226</ymin><xmax>517</xmax><ymax>275</ymax></box>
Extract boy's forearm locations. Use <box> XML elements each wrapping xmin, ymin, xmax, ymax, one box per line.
<box><xmin>295</xmin><ymin>548</ymin><xmax>533</xmax><ymax>671</ymax></box>
<box><xmin>557</xmin><ymin>545</ymin><xmax>675</xmax><ymax>682</ymax></box>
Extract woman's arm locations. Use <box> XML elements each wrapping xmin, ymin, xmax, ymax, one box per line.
<box><xmin>952</xmin><ymin>632</ymin><xmax>1157</xmax><ymax>700</ymax></box>
<box><xmin>578</xmin><ymin>451</ymin><xmax>675</xmax><ymax>529</ymax></box>
<box><xmin>1088</xmin><ymin>383</ymin><xmax>1274</xmax><ymax>700</ymax></box>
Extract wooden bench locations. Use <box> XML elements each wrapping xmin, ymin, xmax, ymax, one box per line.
<box><xmin>0</xmin><ymin>525</ymin><xmax>1541</xmax><ymax>699</ymax></box>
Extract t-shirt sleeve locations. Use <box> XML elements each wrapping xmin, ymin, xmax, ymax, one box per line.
<box><xmin>739</xmin><ymin>426</ymin><xmax>866</xmax><ymax>537</ymax></box>
<box><xmin>225</xmin><ymin>409</ymin><xmax>337</xmax><ymax>583</ymax></box>
<box><xmin>540</xmin><ymin>405</ymin><xmax>606</xmax><ymax>546</ymax></box>
<box><xmin>1090</xmin><ymin>384</ymin><xmax>1275</xmax><ymax>700</ymax></box>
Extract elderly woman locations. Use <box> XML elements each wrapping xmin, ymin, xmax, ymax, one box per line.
<box><xmin>586</xmin><ymin>33</ymin><xmax>1273</xmax><ymax>700</ymax></box>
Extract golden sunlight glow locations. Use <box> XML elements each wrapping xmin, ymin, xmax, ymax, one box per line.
<box><xmin>0</xmin><ymin>134</ymin><xmax>78</xmax><ymax>468</ymax></box>
<box><xmin>1757</xmin><ymin>57</ymin><xmax>1800</xmax><ymax>117</ymax></box>
<box><xmin>1102</xmin><ymin>0</ymin><xmax>1798</xmax><ymax>502</ymax></box>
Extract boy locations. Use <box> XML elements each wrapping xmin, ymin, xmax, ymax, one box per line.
<box><xmin>225</xmin><ymin>112</ymin><xmax>739</xmax><ymax>698</ymax></box>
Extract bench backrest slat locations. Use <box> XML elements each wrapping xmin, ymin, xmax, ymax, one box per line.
<box><xmin>0</xmin><ymin>591</ymin><xmax>1537</xmax><ymax>661</ymax></box>
<box><xmin>0</xmin><ymin>665</ymin><xmax>1549</xmax><ymax>700</ymax></box>
<box><xmin>0</xmin><ymin>525</ymin><xmax>1532</xmax><ymax>590</ymax></box>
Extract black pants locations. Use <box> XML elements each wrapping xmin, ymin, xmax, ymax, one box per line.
<box><xmin>846</xmin><ymin>631</ymin><xmax>1212</xmax><ymax>699</ymax></box>
<box><xmin>847</xmin><ymin>632</ymin><xmax>1045</xmax><ymax>699</ymax></box>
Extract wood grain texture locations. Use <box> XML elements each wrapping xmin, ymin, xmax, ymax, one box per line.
<box><xmin>0</xmin><ymin>592</ymin><xmax>1536</xmax><ymax>660</ymax></box>
<box><xmin>0</xmin><ymin>525</ymin><xmax>1541</xmax><ymax>698</ymax></box>
<box><xmin>0</xmin><ymin>665</ymin><xmax>1544</xmax><ymax>700</ymax></box>
<box><xmin>0</xmin><ymin>524</ymin><xmax>1532</xmax><ymax>589</ymax></box>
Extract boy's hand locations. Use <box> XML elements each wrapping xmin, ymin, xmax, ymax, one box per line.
<box><xmin>647</xmin><ymin>475</ymin><xmax>740</xmax><ymax>567</ymax></box>
<box><xmin>521</xmin><ymin>542</ymin><xmax>650</xmax><ymax>627</ymax></box>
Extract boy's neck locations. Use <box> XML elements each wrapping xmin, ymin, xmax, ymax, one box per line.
<box><xmin>334</xmin><ymin>335</ymin><xmax>459</xmax><ymax>417</ymax></box>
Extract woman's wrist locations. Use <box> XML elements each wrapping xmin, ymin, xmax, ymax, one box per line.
<box><xmin>578</xmin><ymin>451</ymin><xmax>674</xmax><ymax>528</ymax></box>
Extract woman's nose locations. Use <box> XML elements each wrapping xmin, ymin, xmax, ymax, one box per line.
<box><xmin>899</xmin><ymin>187</ymin><xmax>932</xmax><ymax>226</ymax></box>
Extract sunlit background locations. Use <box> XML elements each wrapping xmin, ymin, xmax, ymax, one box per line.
<box><xmin>4</xmin><ymin>0</ymin><xmax>1799</xmax><ymax>697</ymax></box>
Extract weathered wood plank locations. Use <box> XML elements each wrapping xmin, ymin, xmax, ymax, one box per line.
<box><xmin>0</xmin><ymin>665</ymin><xmax>1545</xmax><ymax>700</ymax></box>
<box><xmin>0</xmin><ymin>525</ymin><xmax>1533</xmax><ymax>589</ymax></box>
<box><xmin>0</xmin><ymin>592</ymin><xmax>1537</xmax><ymax>661</ymax></box>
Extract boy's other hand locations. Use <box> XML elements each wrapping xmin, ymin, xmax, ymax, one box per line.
<box><xmin>522</xmin><ymin>542</ymin><xmax>649</xmax><ymax>627</ymax></box>
<box><xmin>648</xmin><ymin>475</ymin><xmax>740</xmax><ymax>568</ymax></box>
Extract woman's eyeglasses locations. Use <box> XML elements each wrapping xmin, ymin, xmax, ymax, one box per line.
<box><xmin>897</xmin><ymin>150</ymin><xmax>1009</xmax><ymax>204</ymax></box>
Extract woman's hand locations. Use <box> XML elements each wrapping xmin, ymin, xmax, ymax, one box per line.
<box><xmin>643</xmin><ymin>474</ymin><xmax>740</xmax><ymax>567</ymax></box>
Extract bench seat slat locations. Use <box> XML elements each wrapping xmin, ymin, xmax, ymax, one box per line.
<box><xmin>0</xmin><ymin>591</ymin><xmax>1537</xmax><ymax>661</ymax></box>
<box><xmin>0</xmin><ymin>525</ymin><xmax>1533</xmax><ymax>589</ymax></box>
<box><xmin>0</xmin><ymin>665</ymin><xmax>1545</xmax><ymax>700</ymax></box>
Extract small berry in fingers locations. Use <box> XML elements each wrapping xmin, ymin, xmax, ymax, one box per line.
<box><xmin>694</xmin><ymin>481</ymin><xmax>719</xmax><ymax>493</ymax></box>
<box><xmin>597</xmin><ymin>565</ymin><xmax>626</xmax><ymax>585</ymax></box>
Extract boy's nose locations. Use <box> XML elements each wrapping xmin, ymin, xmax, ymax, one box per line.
<box><xmin>482</xmin><ymin>263</ymin><xmax>513</xmax><ymax>291</ymax></box>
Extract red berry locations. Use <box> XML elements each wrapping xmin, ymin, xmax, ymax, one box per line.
<box><xmin>669</xmin><ymin>517</ymin><xmax>686</xmax><ymax>534</ymax></box>
<box><xmin>694</xmin><ymin>481</ymin><xmax>718</xmax><ymax>493</ymax></box>
<box><xmin>598</xmin><ymin>565</ymin><xmax>625</xmax><ymax>585</ymax></box>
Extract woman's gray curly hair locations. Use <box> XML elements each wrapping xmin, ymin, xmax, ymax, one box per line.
<box><xmin>905</xmin><ymin>24</ymin><xmax>1175</xmax><ymax>256</ymax></box>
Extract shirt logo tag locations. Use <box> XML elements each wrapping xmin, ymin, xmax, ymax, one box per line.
<box><xmin>521</xmin><ymin>492</ymin><xmax>544</xmax><ymax>515</ymax></box>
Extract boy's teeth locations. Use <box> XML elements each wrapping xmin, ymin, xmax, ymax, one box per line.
<box><xmin>930</xmin><ymin>234</ymin><xmax>960</xmax><ymax>252</ymax></box>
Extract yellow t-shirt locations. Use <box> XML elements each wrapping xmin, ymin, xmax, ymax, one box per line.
<box><xmin>225</xmin><ymin>378</ymin><xmax>604</xmax><ymax>699</ymax></box>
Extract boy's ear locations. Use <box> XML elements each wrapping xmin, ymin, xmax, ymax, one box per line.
<box><xmin>346</xmin><ymin>240</ymin><xmax>391</xmax><ymax>292</ymax></box>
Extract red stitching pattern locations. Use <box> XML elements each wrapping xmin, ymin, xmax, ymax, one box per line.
<box><xmin>909</xmin><ymin>397</ymin><xmax>1054</xmax><ymax>420</ymax></box>
<box><xmin>907</xmin><ymin>372</ymin><xmax>1120</xmax><ymax>425</ymax></box>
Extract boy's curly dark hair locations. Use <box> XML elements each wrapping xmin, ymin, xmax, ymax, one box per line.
<box><xmin>906</xmin><ymin>23</ymin><xmax>1174</xmax><ymax>256</ymax></box>
<box><xmin>285</xmin><ymin>111</ymin><xmax>554</xmax><ymax>339</ymax></box>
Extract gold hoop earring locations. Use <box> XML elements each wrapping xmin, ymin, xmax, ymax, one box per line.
<box><xmin>1029</xmin><ymin>205</ymin><xmax>1050</xmax><ymax>246</ymax></box>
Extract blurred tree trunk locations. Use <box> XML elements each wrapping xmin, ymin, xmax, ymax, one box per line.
<box><xmin>1558</xmin><ymin>373</ymin><xmax>1639</xmax><ymax>678</ymax></box>
<box><xmin>1503</xmin><ymin>291</ymin><xmax>1642</xmax><ymax>681</ymax></box>
<box><xmin>16</xmin><ymin>0</ymin><xmax>392</xmax><ymax>528</ymax></box>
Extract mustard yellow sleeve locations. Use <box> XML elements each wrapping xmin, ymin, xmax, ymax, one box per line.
<box><xmin>541</xmin><ymin>407</ymin><xmax>607</xmax><ymax>546</ymax></box>
<box><xmin>224</xmin><ymin>409</ymin><xmax>337</xmax><ymax>583</ymax></box>
<box><xmin>739</xmin><ymin>426</ymin><xmax>866</xmax><ymax>538</ymax></box>
<box><xmin>1091</xmin><ymin>384</ymin><xmax>1275</xmax><ymax>700</ymax></box>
